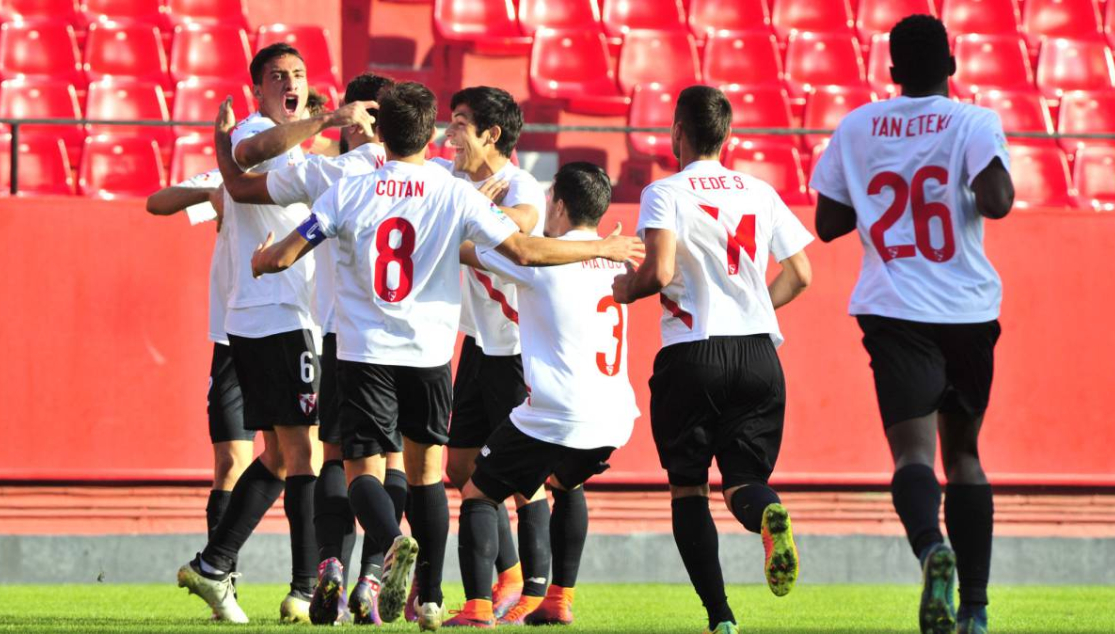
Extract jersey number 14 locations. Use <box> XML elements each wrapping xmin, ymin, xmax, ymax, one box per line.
<box><xmin>699</xmin><ymin>204</ymin><xmax>756</xmax><ymax>274</ymax></box>
<box><xmin>868</xmin><ymin>166</ymin><xmax>955</xmax><ymax>263</ymax></box>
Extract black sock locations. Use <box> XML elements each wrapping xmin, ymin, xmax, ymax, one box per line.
<box><xmin>945</xmin><ymin>483</ymin><xmax>994</xmax><ymax>607</ymax></box>
<box><xmin>314</xmin><ymin>460</ymin><xmax>356</xmax><ymax>577</ymax></box>
<box><xmin>494</xmin><ymin>502</ymin><xmax>519</xmax><ymax>573</ymax></box>
<box><xmin>385</xmin><ymin>468</ymin><xmax>408</xmax><ymax>524</ymax></box>
<box><xmin>672</xmin><ymin>496</ymin><xmax>734</xmax><ymax>630</ymax></box>
<box><xmin>517</xmin><ymin>498</ymin><xmax>552</xmax><ymax>597</ymax></box>
<box><xmin>285</xmin><ymin>474</ymin><xmax>318</xmax><ymax>597</ymax></box>
<box><xmin>203</xmin><ymin>458</ymin><xmax>284</xmax><ymax>572</ymax></box>
<box><xmin>891</xmin><ymin>464</ymin><xmax>945</xmax><ymax>560</ymax></box>
<box><xmin>458</xmin><ymin>498</ymin><xmax>499</xmax><ymax>601</ymax></box>
<box><xmin>205</xmin><ymin>489</ymin><xmax>232</xmax><ymax>542</ymax></box>
<box><xmin>727</xmin><ymin>483</ymin><xmax>781</xmax><ymax>534</ymax></box>
<box><xmin>348</xmin><ymin>475</ymin><xmax>403</xmax><ymax>550</ymax></box>
<box><xmin>409</xmin><ymin>482</ymin><xmax>449</xmax><ymax>605</ymax></box>
<box><xmin>360</xmin><ymin>533</ymin><xmax>385</xmax><ymax>581</ymax></box>
<box><xmin>551</xmin><ymin>487</ymin><xmax>588</xmax><ymax>588</ymax></box>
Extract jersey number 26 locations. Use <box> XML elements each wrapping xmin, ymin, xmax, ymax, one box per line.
<box><xmin>868</xmin><ymin>166</ymin><xmax>955</xmax><ymax>263</ymax></box>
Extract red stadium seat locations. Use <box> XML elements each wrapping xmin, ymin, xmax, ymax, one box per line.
<box><xmin>802</xmin><ymin>85</ymin><xmax>876</xmax><ymax>148</ymax></box>
<box><xmin>702</xmin><ymin>30</ymin><xmax>782</xmax><ymax>88</ymax></box>
<box><xmin>0</xmin><ymin>135</ymin><xmax>74</xmax><ymax>195</ymax></box>
<box><xmin>172</xmin><ymin>77</ymin><xmax>253</xmax><ymax>136</ymax></box>
<box><xmin>866</xmin><ymin>33</ymin><xmax>899</xmax><ymax>98</ymax></box>
<box><xmin>616</xmin><ymin>30</ymin><xmax>700</xmax><ymax>95</ymax></box>
<box><xmin>1021</xmin><ymin>0</ymin><xmax>1103</xmax><ymax>50</ymax></box>
<box><xmin>166</xmin><ymin>0</ymin><xmax>247</xmax><ymax>29</ymax></box>
<box><xmin>0</xmin><ymin>0</ymin><xmax>80</xmax><ymax>23</ymax></box>
<box><xmin>83</xmin><ymin>21</ymin><xmax>169</xmax><ymax>88</ymax></box>
<box><xmin>771</xmin><ymin>0</ymin><xmax>854</xmax><ymax>41</ymax></box>
<box><xmin>81</xmin><ymin>0</ymin><xmax>169</xmax><ymax>30</ymax></box>
<box><xmin>941</xmin><ymin>0</ymin><xmax>1021</xmax><ymax>35</ymax></box>
<box><xmin>722</xmin><ymin>139</ymin><xmax>811</xmax><ymax>204</ymax></box>
<box><xmin>627</xmin><ymin>82</ymin><xmax>684</xmax><ymax>164</ymax></box>
<box><xmin>0</xmin><ymin>20</ymin><xmax>83</xmax><ymax>86</ymax></box>
<box><xmin>518</xmin><ymin>0</ymin><xmax>600</xmax><ymax>35</ymax></box>
<box><xmin>0</xmin><ymin>78</ymin><xmax>85</xmax><ymax>165</ymax></box>
<box><xmin>783</xmin><ymin>32</ymin><xmax>866</xmax><ymax>98</ymax></box>
<box><xmin>169</xmin><ymin>133</ymin><xmax>216</xmax><ymax>183</ymax></box>
<box><xmin>529</xmin><ymin>29</ymin><xmax>629</xmax><ymax>115</ymax></box>
<box><xmin>973</xmin><ymin>89</ymin><xmax>1055</xmax><ymax>144</ymax></box>
<box><xmin>856</xmin><ymin>0</ymin><xmax>936</xmax><ymax>43</ymax></box>
<box><xmin>432</xmin><ymin>0</ymin><xmax>530</xmax><ymax>53</ymax></box>
<box><xmin>1108</xmin><ymin>1</ymin><xmax>1115</xmax><ymax>50</ymax></box>
<box><xmin>952</xmin><ymin>34</ymin><xmax>1034</xmax><ymax>99</ymax></box>
<box><xmin>256</xmin><ymin>24</ymin><xmax>339</xmax><ymax>89</ymax></box>
<box><xmin>1007</xmin><ymin>144</ymin><xmax>1075</xmax><ymax>207</ymax></box>
<box><xmin>169</xmin><ymin>23</ymin><xmax>251</xmax><ymax>83</ymax></box>
<box><xmin>1073</xmin><ymin>145</ymin><xmax>1115</xmax><ymax>210</ymax></box>
<box><xmin>601</xmin><ymin>0</ymin><xmax>686</xmax><ymax>39</ymax></box>
<box><xmin>1035</xmin><ymin>38</ymin><xmax>1115</xmax><ymax>99</ymax></box>
<box><xmin>720</xmin><ymin>84</ymin><xmax>794</xmax><ymax>143</ymax></box>
<box><xmin>79</xmin><ymin>134</ymin><xmax>165</xmax><ymax>197</ymax></box>
<box><xmin>1056</xmin><ymin>90</ymin><xmax>1115</xmax><ymax>153</ymax></box>
<box><xmin>687</xmin><ymin>0</ymin><xmax>769</xmax><ymax>40</ymax></box>
<box><xmin>84</xmin><ymin>78</ymin><xmax>173</xmax><ymax>155</ymax></box>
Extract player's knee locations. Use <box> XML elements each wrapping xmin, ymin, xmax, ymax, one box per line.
<box><xmin>446</xmin><ymin>459</ymin><xmax>472</xmax><ymax>491</ymax></box>
<box><xmin>943</xmin><ymin>452</ymin><xmax>986</xmax><ymax>484</ymax></box>
<box><xmin>670</xmin><ymin>483</ymin><xmax>710</xmax><ymax>499</ymax></box>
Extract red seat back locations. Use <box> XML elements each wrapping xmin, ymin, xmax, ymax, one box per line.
<box><xmin>941</xmin><ymin>0</ymin><xmax>1021</xmax><ymax>35</ymax></box>
<box><xmin>1056</xmin><ymin>89</ymin><xmax>1115</xmax><ymax>153</ymax></box>
<box><xmin>1036</xmin><ymin>38</ymin><xmax>1115</xmax><ymax>99</ymax></box>
<box><xmin>256</xmin><ymin>24</ymin><xmax>338</xmax><ymax>89</ymax></box>
<box><xmin>529</xmin><ymin>29</ymin><xmax>621</xmax><ymax>100</ymax></box>
<box><xmin>518</xmin><ymin>0</ymin><xmax>599</xmax><ymax>35</ymax></box>
<box><xmin>601</xmin><ymin>0</ymin><xmax>686</xmax><ymax>38</ymax></box>
<box><xmin>169</xmin><ymin>134</ymin><xmax>217</xmax><ymax>184</ymax></box>
<box><xmin>856</xmin><ymin>0</ymin><xmax>936</xmax><ymax>42</ymax></box>
<box><xmin>170</xmin><ymin>23</ymin><xmax>251</xmax><ymax>83</ymax></box>
<box><xmin>83</xmin><ymin>21</ymin><xmax>169</xmax><ymax>87</ymax></box>
<box><xmin>0</xmin><ymin>78</ymin><xmax>85</xmax><ymax>164</ymax></box>
<box><xmin>84</xmin><ymin>78</ymin><xmax>172</xmax><ymax>151</ymax></box>
<box><xmin>0</xmin><ymin>135</ymin><xmax>74</xmax><ymax>195</ymax></box>
<box><xmin>1007</xmin><ymin>144</ymin><xmax>1075</xmax><ymax>207</ymax></box>
<box><xmin>723</xmin><ymin>139</ymin><xmax>811</xmax><ymax>204</ymax></box>
<box><xmin>617</xmin><ymin>30</ymin><xmax>700</xmax><ymax>95</ymax></box>
<box><xmin>688</xmin><ymin>0</ymin><xmax>769</xmax><ymax>39</ymax></box>
<box><xmin>771</xmin><ymin>0</ymin><xmax>854</xmax><ymax>40</ymax></box>
<box><xmin>0</xmin><ymin>20</ymin><xmax>83</xmax><ymax>85</ymax></box>
<box><xmin>702</xmin><ymin>30</ymin><xmax>782</xmax><ymax>88</ymax></box>
<box><xmin>952</xmin><ymin>34</ymin><xmax>1034</xmax><ymax>99</ymax></box>
<box><xmin>783</xmin><ymin>32</ymin><xmax>866</xmax><ymax>97</ymax></box>
<box><xmin>172</xmin><ymin>77</ymin><xmax>253</xmax><ymax>136</ymax></box>
<box><xmin>1073</xmin><ymin>145</ymin><xmax>1115</xmax><ymax>210</ymax></box>
<box><xmin>79</xmin><ymin>135</ymin><xmax>166</xmax><ymax>197</ymax></box>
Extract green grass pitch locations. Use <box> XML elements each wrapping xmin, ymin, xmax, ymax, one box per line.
<box><xmin>0</xmin><ymin>583</ymin><xmax>1112</xmax><ymax>633</ymax></box>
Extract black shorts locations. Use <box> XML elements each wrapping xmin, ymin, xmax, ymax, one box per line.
<box><xmin>318</xmin><ymin>333</ymin><xmax>343</xmax><ymax>445</ymax></box>
<box><xmin>228</xmin><ymin>329</ymin><xmax>320</xmax><ymax>431</ymax></box>
<box><xmin>337</xmin><ymin>359</ymin><xmax>452</xmax><ymax>460</ymax></box>
<box><xmin>857</xmin><ymin>315</ymin><xmax>1001</xmax><ymax>428</ymax></box>
<box><xmin>207</xmin><ymin>343</ymin><xmax>253</xmax><ymax>443</ymax></box>
<box><xmin>449</xmin><ymin>336</ymin><xmax>528</xmax><ymax>448</ymax></box>
<box><xmin>649</xmin><ymin>335</ymin><xmax>786</xmax><ymax>489</ymax></box>
<box><xmin>472</xmin><ymin>420</ymin><xmax>614</xmax><ymax>502</ymax></box>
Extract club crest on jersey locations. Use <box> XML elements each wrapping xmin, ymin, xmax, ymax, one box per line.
<box><xmin>299</xmin><ymin>393</ymin><xmax>318</xmax><ymax>416</ymax></box>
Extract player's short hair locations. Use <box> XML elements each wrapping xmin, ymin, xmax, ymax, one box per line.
<box><xmin>890</xmin><ymin>15</ymin><xmax>952</xmax><ymax>92</ymax></box>
<box><xmin>305</xmin><ymin>88</ymin><xmax>328</xmax><ymax>116</ymax></box>
<box><xmin>249</xmin><ymin>42</ymin><xmax>303</xmax><ymax>86</ymax></box>
<box><xmin>450</xmin><ymin>86</ymin><xmax>523</xmax><ymax>158</ymax></box>
<box><xmin>377</xmin><ymin>82</ymin><xmax>437</xmax><ymax>157</ymax></box>
<box><xmin>674</xmin><ymin>85</ymin><xmax>732</xmax><ymax>157</ymax></box>
<box><xmin>552</xmin><ymin>162</ymin><xmax>612</xmax><ymax>228</ymax></box>
<box><xmin>344</xmin><ymin>72</ymin><xmax>396</xmax><ymax>125</ymax></box>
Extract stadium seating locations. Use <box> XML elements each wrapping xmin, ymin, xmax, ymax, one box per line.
<box><xmin>0</xmin><ymin>135</ymin><xmax>74</xmax><ymax>195</ymax></box>
<box><xmin>802</xmin><ymin>85</ymin><xmax>876</xmax><ymax>149</ymax></box>
<box><xmin>0</xmin><ymin>78</ymin><xmax>85</xmax><ymax>165</ymax></box>
<box><xmin>0</xmin><ymin>20</ymin><xmax>84</xmax><ymax>86</ymax></box>
<box><xmin>78</xmin><ymin>134</ymin><xmax>165</xmax><ymax>197</ymax></box>
<box><xmin>771</xmin><ymin>0</ymin><xmax>854</xmax><ymax>41</ymax></box>
<box><xmin>627</xmin><ymin>82</ymin><xmax>684</xmax><ymax>164</ymax></box>
<box><xmin>866</xmin><ymin>33</ymin><xmax>899</xmax><ymax>98</ymax></box>
<box><xmin>83</xmin><ymin>21</ymin><xmax>169</xmax><ymax>89</ymax></box>
<box><xmin>528</xmin><ymin>28</ymin><xmax>628</xmax><ymax>115</ymax></box>
<box><xmin>720</xmin><ymin>84</ymin><xmax>794</xmax><ymax>144</ymax></box>
<box><xmin>256</xmin><ymin>24</ymin><xmax>339</xmax><ymax>89</ymax></box>
<box><xmin>687</xmin><ymin>0</ymin><xmax>769</xmax><ymax>40</ymax></box>
<box><xmin>81</xmin><ymin>0</ymin><xmax>169</xmax><ymax>30</ymax></box>
<box><xmin>722</xmin><ymin>139</ymin><xmax>811</xmax><ymax>204</ymax></box>
<box><xmin>702</xmin><ymin>30</ymin><xmax>782</xmax><ymax>88</ymax></box>
<box><xmin>783</xmin><ymin>32</ymin><xmax>866</xmax><ymax>98</ymax></box>
<box><xmin>84</xmin><ymin>78</ymin><xmax>173</xmax><ymax>156</ymax></box>
<box><xmin>1056</xmin><ymin>90</ymin><xmax>1115</xmax><ymax>153</ymax></box>
<box><xmin>0</xmin><ymin>0</ymin><xmax>81</xmax><ymax>23</ymax></box>
<box><xmin>600</xmin><ymin>0</ymin><xmax>686</xmax><ymax>39</ymax></box>
<box><xmin>165</xmin><ymin>0</ymin><xmax>248</xmax><ymax>29</ymax></box>
<box><xmin>1007</xmin><ymin>144</ymin><xmax>1075</xmax><ymax>207</ymax></box>
<box><xmin>1108</xmin><ymin>1</ymin><xmax>1115</xmax><ymax>50</ymax></box>
<box><xmin>1021</xmin><ymin>0</ymin><xmax>1103</xmax><ymax>51</ymax></box>
<box><xmin>973</xmin><ymin>89</ymin><xmax>1055</xmax><ymax>144</ymax></box>
<box><xmin>432</xmin><ymin>0</ymin><xmax>530</xmax><ymax>53</ymax></box>
<box><xmin>856</xmin><ymin>0</ymin><xmax>936</xmax><ymax>43</ymax></box>
<box><xmin>1035</xmin><ymin>38</ymin><xmax>1115</xmax><ymax>99</ymax></box>
<box><xmin>518</xmin><ymin>0</ymin><xmax>600</xmax><ymax>35</ymax></box>
<box><xmin>952</xmin><ymin>34</ymin><xmax>1034</xmax><ymax>99</ymax></box>
<box><xmin>171</xmin><ymin>77</ymin><xmax>253</xmax><ymax>136</ymax></box>
<box><xmin>941</xmin><ymin>0</ymin><xmax>1021</xmax><ymax>35</ymax></box>
<box><xmin>616</xmin><ymin>30</ymin><xmax>699</xmax><ymax>95</ymax></box>
<box><xmin>1073</xmin><ymin>145</ymin><xmax>1115</xmax><ymax>210</ymax></box>
<box><xmin>168</xmin><ymin>133</ymin><xmax>215</xmax><ymax>184</ymax></box>
<box><xmin>169</xmin><ymin>23</ymin><xmax>251</xmax><ymax>84</ymax></box>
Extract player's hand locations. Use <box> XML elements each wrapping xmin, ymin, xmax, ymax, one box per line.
<box><xmin>612</xmin><ymin>261</ymin><xmax>638</xmax><ymax>304</ymax></box>
<box><xmin>599</xmin><ymin>222</ymin><xmax>646</xmax><ymax>263</ymax></box>
<box><xmin>215</xmin><ymin>96</ymin><xmax>236</xmax><ymax>135</ymax></box>
<box><xmin>251</xmin><ymin>231</ymin><xmax>275</xmax><ymax>278</ymax></box>
<box><xmin>327</xmin><ymin>100</ymin><xmax>377</xmax><ymax>137</ymax></box>
<box><xmin>477</xmin><ymin>178</ymin><xmax>510</xmax><ymax>205</ymax></box>
<box><xmin>209</xmin><ymin>185</ymin><xmax>225</xmax><ymax>233</ymax></box>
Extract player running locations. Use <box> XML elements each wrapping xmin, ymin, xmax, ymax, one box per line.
<box><xmin>214</xmin><ymin>73</ymin><xmax>406</xmax><ymax>626</ymax></box>
<box><xmin>612</xmin><ymin>85</ymin><xmax>814</xmax><ymax>634</ymax></box>
<box><xmin>444</xmin><ymin>162</ymin><xmax>638</xmax><ymax>628</ymax></box>
<box><xmin>810</xmin><ymin>15</ymin><xmax>1014</xmax><ymax>634</ymax></box>
<box><xmin>250</xmin><ymin>82</ymin><xmax>644</xmax><ymax>630</ymax></box>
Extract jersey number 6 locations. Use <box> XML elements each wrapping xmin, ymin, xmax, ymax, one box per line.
<box><xmin>868</xmin><ymin>167</ymin><xmax>955</xmax><ymax>263</ymax></box>
<box><xmin>700</xmin><ymin>205</ymin><xmax>756</xmax><ymax>275</ymax></box>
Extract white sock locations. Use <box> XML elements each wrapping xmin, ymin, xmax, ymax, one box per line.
<box><xmin>199</xmin><ymin>557</ymin><xmax>226</xmax><ymax>577</ymax></box>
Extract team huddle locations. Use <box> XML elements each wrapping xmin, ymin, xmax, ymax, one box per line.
<box><xmin>147</xmin><ymin>13</ymin><xmax>1013</xmax><ymax>634</ymax></box>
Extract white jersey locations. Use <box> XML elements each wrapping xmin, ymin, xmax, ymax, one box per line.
<box><xmin>637</xmin><ymin>160</ymin><xmax>814</xmax><ymax>348</ymax></box>
<box><xmin>476</xmin><ymin>230</ymin><xmax>639</xmax><ymax>450</ymax></box>
<box><xmin>809</xmin><ymin>95</ymin><xmax>1011</xmax><ymax>323</ymax></box>
<box><xmin>173</xmin><ymin>169</ymin><xmax>230</xmax><ymax>344</ymax></box>
<box><xmin>431</xmin><ymin>157</ymin><xmax>547</xmax><ymax>356</ymax></box>
<box><xmin>307</xmin><ymin>160</ymin><xmax>521</xmax><ymax>367</ymax></box>
<box><xmin>224</xmin><ymin>112</ymin><xmax>315</xmax><ymax>338</ymax></box>
<box><xmin>267</xmin><ymin>142</ymin><xmax>387</xmax><ymax>334</ymax></box>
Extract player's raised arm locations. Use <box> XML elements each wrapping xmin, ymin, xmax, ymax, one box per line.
<box><xmin>971</xmin><ymin>157</ymin><xmax>1014</xmax><ymax>220</ymax></box>
<box><xmin>214</xmin><ymin>98</ymin><xmax>277</xmax><ymax>206</ymax></box>
<box><xmin>234</xmin><ymin>99</ymin><xmax>378</xmax><ymax>169</ymax></box>
<box><xmin>145</xmin><ymin>184</ymin><xmax>215</xmax><ymax>216</ymax></box>
<box><xmin>611</xmin><ymin>228</ymin><xmax>675</xmax><ymax>305</ymax></box>
<box><xmin>493</xmin><ymin>222</ymin><xmax>643</xmax><ymax>267</ymax></box>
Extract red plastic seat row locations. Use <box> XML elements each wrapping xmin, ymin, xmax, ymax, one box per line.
<box><xmin>0</xmin><ymin>0</ymin><xmax>248</xmax><ymax>29</ymax></box>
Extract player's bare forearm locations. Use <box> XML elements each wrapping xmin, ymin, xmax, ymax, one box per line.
<box><xmin>496</xmin><ymin>223</ymin><xmax>643</xmax><ymax>267</ymax></box>
<box><xmin>251</xmin><ymin>230</ymin><xmax>313</xmax><ymax>278</ymax></box>
<box><xmin>145</xmin><ymin>186</ymin><xmax>214</xmax><ymax>216</ymax></box>
<box><xmin>234</xmin><ymin>116</ymin><xmax>329</xmax><ymax>168</ymax></box>
<box><xmin>815</xmin><ymin>195</ymin><xmax>857</xmax><ymax>242</ymax></box>
<box><xmin>613</xmin><ymin>228</ymin><xmax>674</xmax><ymax>304</ymax></box>
<box><xmin>972</xmin><ymin>158</ymin><xmax>1014</xmax><ymax>220</ymax></box>
<box><xmin>459</xmin><ymin>242</ymin><xmax>487</xmax><ymax>271</ymax></box>
<box><xmin>768</xmin><ymin>250</ymin><xmax>812</xmax><ymax>309</ymax></box>
<box><xmin>500</xmin><ymin>204</ymin><xmax>539</xmax><ymax>234</ymax></box>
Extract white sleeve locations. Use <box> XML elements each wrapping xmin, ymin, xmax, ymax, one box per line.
<box><xmin>266</xmin><ymin>160</ymin><xmax>314</xmax><ymax>207</ymax></box>
<box><xmin>636</xmin><ymin>183</ymin><xmax>677</xmax><ymax>238</ymax></box>
<box><xmin>502</xmin><ymin>173</ymin><xmax>547</xmax><ymax>214</ymax></box>
<box><xmin>965</xmin><ymin>111</ymin><xmax>1011</xmax><ymax>186</ymax></box>
<box><xmin>175</xmin><ymin>168</ymin><xmax>222</xmax><ymax>189</ymax></box>
<box><xmin>460</xmin><ymin>187</ymin><xmax>521</xmax><ymax>250</ymax></box>
<box><xmin>475</xmin><ymin>246</ymin><xmax>537</xmax><ymax>288</ymax></box>
<box><xmin>808</xmin><ymin>126</ymin><xmax>853</xmax><ymax>206</ymax></box>
<box><xmin>308</xmin><ymin>180</ymin><xmax>345</xmax><ymax>239</ymax></box>
<box><xmin>230</xmin><ymin>117</ymin><xmax>273</xmax><ymax>170</ymax></box>
<box><xmin>429</xmin><ymin>157</ymin><xmax>454</xmax><ymax>172</ymax></box>
<box><xmin>768</xmin><ymin>188</ymin><xmax>815</xmax><ymax>262</ymax></box>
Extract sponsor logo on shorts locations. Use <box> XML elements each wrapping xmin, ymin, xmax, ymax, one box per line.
<box><xmin>299</xmin><ymin>393</ymin><xmax>318</xmax><ymax>416</ymax></box>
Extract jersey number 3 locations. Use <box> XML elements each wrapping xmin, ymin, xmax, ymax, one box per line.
<box><xmin>374</xmin><ymin>217</ymin><xmax>416</xmax><ymax>302</ymax></box>
<box><xmin>700</xmin><ymin>205</ymin><xmax>756</xmax><ymax>275</ymax></box>
<box><xmin>868</xmin><ymin>167</ymin><xmax>955</xmax><ymax>263</ymax></box>
<box><xmin>596</xmin><ymin>296</ymin><xmax>624</xmax><ymax>376</ymax></box>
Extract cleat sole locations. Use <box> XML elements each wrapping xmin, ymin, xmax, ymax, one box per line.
<box><xmin>762</xmin><ymin>503</ymin><xmax>799</xmax><ymax>597</ymax></box>
<box><xmin>379</xmin><ymin>537</ymin><xmax>419</xmax><ymax>623</ymax></box>
<box><xmin>920</xmin><ymin>546</ymin><xmax>957</xmax><ymax>634</ymax></box>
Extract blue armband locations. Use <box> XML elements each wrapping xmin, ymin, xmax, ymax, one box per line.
<box><xmin>297</xmin><ymin>215</ymin><xmax>327</xmax><ymax>246</ymax></box>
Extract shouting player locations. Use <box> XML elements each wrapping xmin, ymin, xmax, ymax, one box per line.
<box><xmin>249</xmin><ymin>82</ymin><xmax>644</xmax><ymax>630</ymax></box>
<box><xmin>612</xmin><ymin>85</ymin><xmax>813</xmax><ymax>634</ymax></box>
<box><xmin>445</xmin><ymin>162</ymin><xmax>638</xmax><ymax>628</ymax></box>
<box><xmin>810</xmin><ymin>15</ymin><xmax>1013</xmax><ymax>634</ymax></box>
<box><xmin>214</xmin><ymin>73</ymin><xmax>405</xmax><ymax>626</ymax></box>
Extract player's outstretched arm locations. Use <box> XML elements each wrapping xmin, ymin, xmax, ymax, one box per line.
<box><xmin>251</xmin><ymin>230</ymin><xmax>314</xmax><ymax>278</ymax></box>
<box><xmin>972</xmin><ymin>157</ymin><xmax>1014</xmax><ymax>220</ymax></box>
<box><xmin>494</xmin><ymin>223</ymin><xmax>644</xmax><ymax>267</ymax></box>
<box><xmin>213</xmin><ymin>97</ymin><xmax>277</xmax><ymax>205</ymax></box>
<box><xmin>611</xmin><ymin>228</ymin><xmax>675</xmax><ymax>305</ymax></box>
<box><xmin>145</xmin><ymin>185</ymin><xmax>214</xmax><ymax>216</ymax></box>
<box><xmin>232</xmin><ymin>99</ymin><xmax>378</xmax><ymax>169</ymax></box>
<box><xmin>768</xmin><ymin>250</ymin><xmax>813</xmax><ymax>309</ymax></box>
<box><xmin>475</xmin><ymin>178</ymin><xmax>539</xmax><ymax>234</ymax></box>
<box><xmin>815</xmin><ymin>194</ymin><xmax>858</xmax><ymax>242</ymax></box>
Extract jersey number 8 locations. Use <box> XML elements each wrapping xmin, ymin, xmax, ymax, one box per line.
<box><xmin>868</xmin><ymin>167</ymin><xmax>955</xmax><ymax>263</ymax></box>
<box><xmin>374</xmin><ymin>217</ymin><xmax>416</xmax><ymax>302</ymax></box>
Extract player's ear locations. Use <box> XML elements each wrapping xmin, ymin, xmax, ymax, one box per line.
<box><xmin>487</xmin><ymin>125</ymin><xmax>502</xmax><ymax>148</ymax></box>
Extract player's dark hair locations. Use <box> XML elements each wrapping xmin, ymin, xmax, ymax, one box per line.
<box><xmin>377</xmin><ymin>81</ymin><xmax>437</xmax><ymax>157</ymax></box>
<box><xmin>450</xmin><ymin>86</ymin><xmax>523</xmax><ymax>158</ymax></box>
<box><xmin>344</xmin><ymin>72</ymin><xmax>396</xmax><ymax>126</ymax></box>
<box><xmin>674</xmin><ymin>85</ymin><xmax>732</xmax><ymax>157</ymax></box>
<box><xmin>249</xmin><ymin>42</ymin><xmax>303</xmax><ymax>86</ymax></box>
<box><xmin>552</xmin><ymin>162</ymin><xmax>612</xmax><ymax>228</ymax></box>
<box><xmin>305</xmin><ymin>88</ymin><xmax>328</xmax><ymax>116</ymax></box>
<box><xmin>890</xmin><ymin>15</ymin><xmax>953</xmax><ymax>92</ymax></box>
